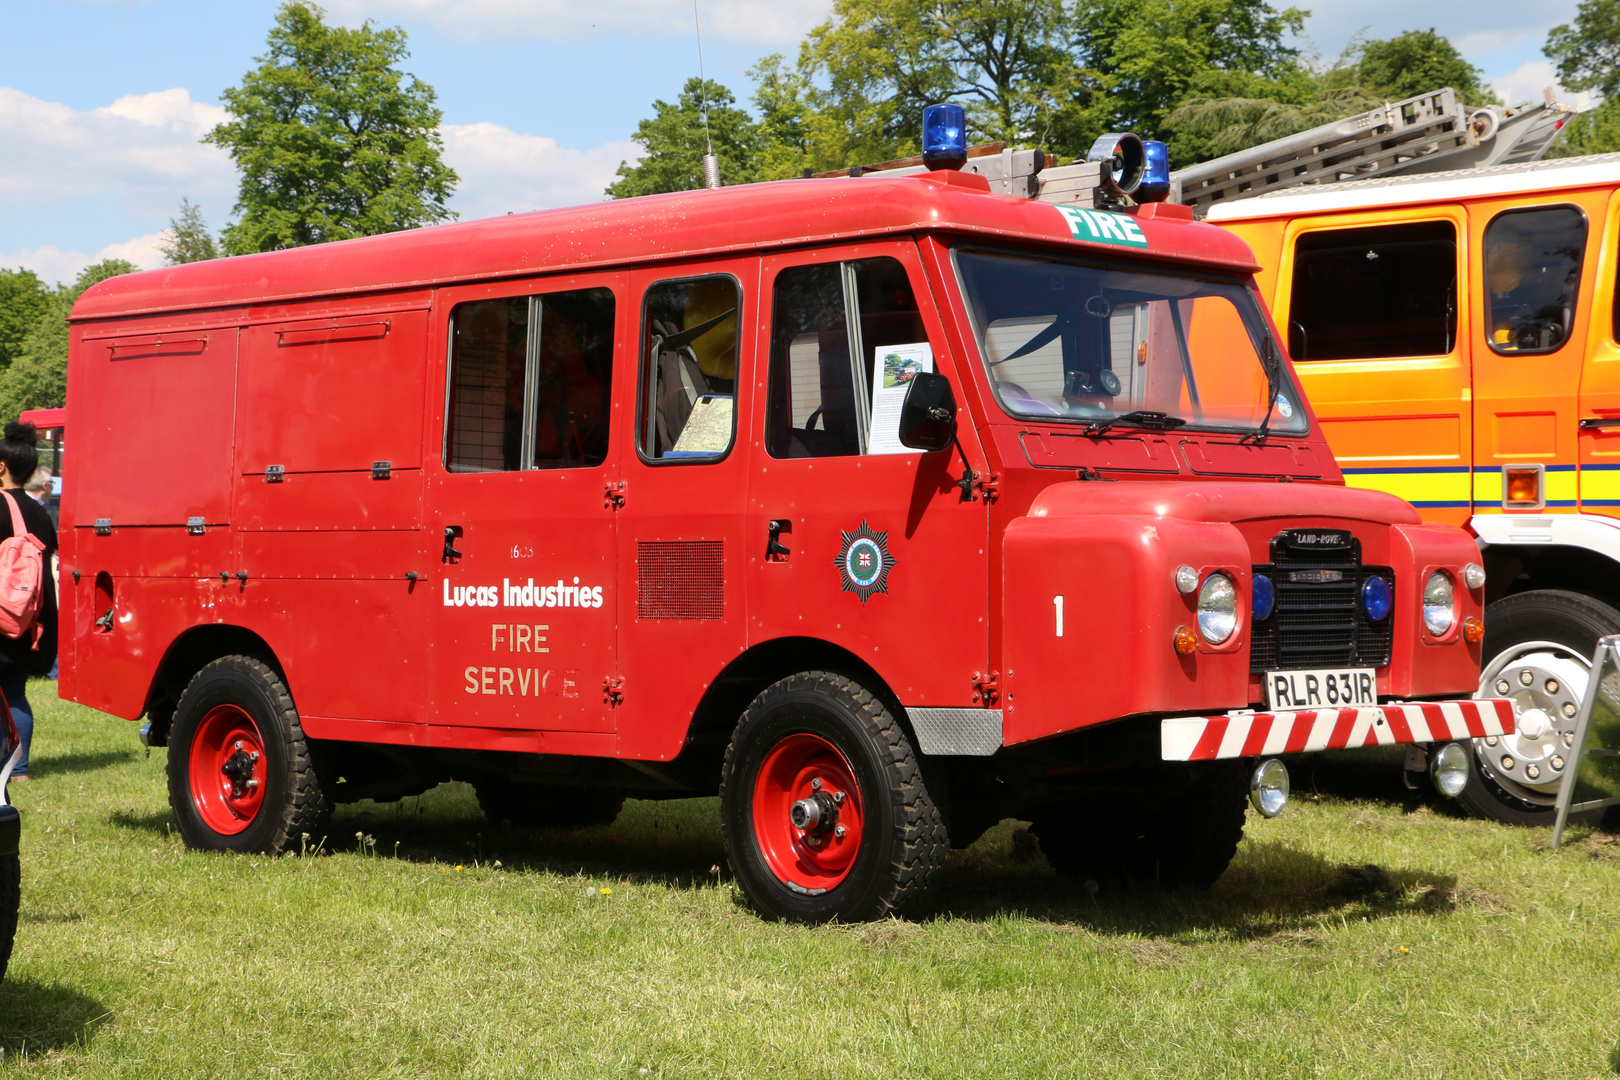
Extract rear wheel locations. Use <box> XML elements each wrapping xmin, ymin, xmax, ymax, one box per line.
<box><xmin>167</xmin><ymin>657</ymin><xmax>330</xmax><ymax>854</ymax></box>
<box><xmin>720</xmin><ymin>672</ymin><xmax>947</xmax><ymax>923</ymax></box>
<box><xmin>475</xmin><ymin>782</ymin><xmax>626</xmax><ymax>830</ymax></box>
<box><xmin>0</xmin><ymin>852</ymin><xmax>17</xmax><ymax>983</ymax></box>
<box><xmin>1459</xmin><ymin>590</ymin><xmax>1620</xmax><ymax>826</ymax></box>
<box><xmin>1032</xmin><ymin>760</ymin><xmax>1248</xmax><ymax>889</ymax></box>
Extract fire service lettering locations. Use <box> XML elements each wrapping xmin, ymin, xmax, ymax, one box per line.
<box><xmin>443</xmin><ymin>577</ymin><xmax>605</xmax><ymax>608</ymax></box>
<box><xmin>464</xmin><ymin>623</ymin><xmax>577</xmax><ymax>698</ymax></box>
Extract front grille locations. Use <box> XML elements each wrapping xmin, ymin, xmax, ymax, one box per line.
<box><xmin>1250</xmin><ymin>530</ymin><xmax>1393</xmax><ymax>672</ymax></box>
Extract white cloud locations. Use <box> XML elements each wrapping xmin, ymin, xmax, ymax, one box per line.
<box><xmin>0</xmin><ymin>231</ymin><xmax>168</xmax><ymax>287</ymax></box>
<box><xmin>1456</xmin><ymin>30</ymin><xmax>1536</xmax><ymax>56</ymax></box>
<box><xmin>327</xmin><ymin>0</ymin><xmax>830</xmax><ymax>44</ymax></box>
<box><xmin>441</xmin><ymin>122</ymin><xmax>640</xmax><ymax>218</ymax></box>
<box><xmin>1489</xmin><ymin>60</ymin><xmax>1565</xmax><ymax>108</ymax></box>
<box><xmin>0</xmin><ymin>86</ymin><xmax>235</xmax><ymax>217</ymax></box>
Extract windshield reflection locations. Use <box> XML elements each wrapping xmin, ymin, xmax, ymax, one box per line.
<box><xmin>955</xmin><ymin>249</ymin><xmax>1306</xmax><ymax>435</ymax></box>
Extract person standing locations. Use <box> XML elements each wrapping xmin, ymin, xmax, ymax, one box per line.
<box><xmin>0</xmin><ymin>423</ymin><xmax>57</xmax><ymax>782</ymax></box>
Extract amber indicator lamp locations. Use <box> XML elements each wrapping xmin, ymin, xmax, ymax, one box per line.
<box><xmin>1502</xmin><ymin>464</ymin><xmax>1544</xmax><ymax>510</ymax></box>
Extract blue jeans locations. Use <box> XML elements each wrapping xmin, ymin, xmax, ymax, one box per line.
<box><xmin>0</xmin><ymin>666</ymin><xmax>32</xmax><ymax>777</ymax></box>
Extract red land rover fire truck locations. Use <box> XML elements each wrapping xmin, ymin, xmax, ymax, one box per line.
<box><xmin>62</xmin><ymin>127</ymin><xmax>1517</xmax><ymax>923</ymax></box>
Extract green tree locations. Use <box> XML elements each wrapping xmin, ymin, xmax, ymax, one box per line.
<box><xmin>1547</xmin><ymin>0</ymin><xmax>1620</xmax><ymax>97</ymax></box>
<box><xmin>0</xmin><ymin>269</ymin><xmax>48</xmax><ymax>370</ymax></box>
<box><xmin>794</xmin><ymin>0</ymin><xmax>1078</xmax><ymax>169</ymax></box>
<box><xmin>750</xmin><ymin>55</ymin><xmax>818</xmax><ymax>180</ymax></box>
<box><xmin>1165</xmin><ymin>86</ymin><xmax>1382</xmax><ymax>165</ymax></box>
<box><xmin>205</xmin><ymin>1</ymin><xmax>457</xmax><ymax>254</ymax></box>
<box><xmin>160</xmin><ymin>197</ymin><xmax>221</xmax><ymax>265</ymax></box>
<box><xmin>607</xmin><ymin>79</ymin><xmax>763</xmax><ymax>198</ymax></box>
<box><xmin>0</xmin><ymin>260</ymin><xmax>136</xmax><ymax>419</ymax></box>
<box><xmin>1074</xmin><ymin>0</ymin><xmax>1307</xmax><ymax>142</ymax></box>
<box><xmin>1356</xmin><ymin>29</ymin><xmax>1496</xmax><ymax>104</ymax></box>
<box><xmin>1548</xmin><ymin>98</ymin><xmax>1620</xmax><ymax>156</ymax></box>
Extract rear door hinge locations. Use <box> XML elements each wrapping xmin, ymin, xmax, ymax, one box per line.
<box><xmin>603</xmin><ymin>675</ymin><xmax>625</xmax><ymax>704</ymax></box>
<box><xmin>973</xmin><ymin>473</ymin><xmax>1000</xmax><ymax>503</ymax></box>
<box><xmin>372</xmin><ymin>460</ymin><xmax>392</xmax><ymax>480</ymax></box>
<box><xmin>604</xmin><ymin>480</ymin><xmax>626</xmax><ymax>509</ymax></box>
<box><xmin>265</xmin><ymin>465</ymin><xmax>285</xmax><ymax>483</ymax></box>
<box><xmin>971</xmin><ymin>670</ymin><xmax>1000</xmax><ymax>706</ymax></box>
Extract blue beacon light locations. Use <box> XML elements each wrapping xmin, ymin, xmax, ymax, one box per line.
<box><xmin>1362</xmin><ymin>576</ymin><xmax>1392</xmax><ymax>622</ymax></box>
<box><xmin>1252</xmin><ymin>575</ymin><xmax>1275</xmax><ymax>621</ymax></box>
<box><xmin>1136</xmin><ymin>140</ymin><xmax>1171</xmax><ymax>203</ymax></box>
<box><xmin>922</xmin><ymin>104</ymin><xmax>968</xmax><ymax>171</ymax></box>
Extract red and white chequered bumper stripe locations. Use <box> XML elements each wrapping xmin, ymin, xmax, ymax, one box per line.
<box><xmin>1160</xmin><ymin>698</ymin><xmax>1517</xmax><ymax>762</ymax></box>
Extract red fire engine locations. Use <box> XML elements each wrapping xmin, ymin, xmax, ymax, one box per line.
<box><xmin>62</xmin><ymin>119</ymin><xmax>1515</xmax><ymax>922</ymax></box>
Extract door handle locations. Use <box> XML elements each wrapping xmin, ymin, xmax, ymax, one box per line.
<box><xmin>443</xmin><ymin>526</ymin><xmax>464</xmax><ymax>562</ymax></box>
<box><xmin>1579</xmin><ymin>418</ymin><xmax>1620</xmax><ymax>429</ymax></box>
<box><xmin>767</xmin><ymin>519</ymin><xmax>791</xmax><ymax>559</ymax></box>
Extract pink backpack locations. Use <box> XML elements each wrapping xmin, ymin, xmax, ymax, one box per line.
<box><xmin>0</xmin><ymin>491</ymin><xmax>45</xmax><ymax>646</ymax></box>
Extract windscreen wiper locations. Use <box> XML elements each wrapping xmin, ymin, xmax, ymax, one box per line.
<box><xmin>1242</xmin><ymin>336</ymin><xmax>1282</xmax><ymax>445</ymax></box>
<box><xmin>1084</xmin><ymin>410</ymin><xmax>1188</xmax><ymax>436</ymax></box>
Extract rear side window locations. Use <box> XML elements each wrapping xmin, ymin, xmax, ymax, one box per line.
<box><xmin>638</xmin><ymin>275</ymin><xmax>742</xmax><ymax>462</ymax></box>
<box><xmin>766</xmin><ymin>256</ymin><xmax>930</xmax><ymax>458</ymax></box>
<box><xmin>444</xmin><ymin>287</ymin><xmax>615</xmax><ymax>472</ymax></box>
<box><xmin>1484</xmin><ymin>205</ymin><xmax>1587</xmax><ymax>355</ymax></box>
<box><xmin>1289</xmin><ymin>221</ymin><xmax>1457</xmax><ymax>361</ymax></box>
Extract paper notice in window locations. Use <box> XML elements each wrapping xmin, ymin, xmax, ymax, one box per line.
<box><xmin>867</xmin><ymin>343</ymin><xmax>934</xmax><ymax>455</ymax></box>
<box><xmin>668</xmin><ymin>394</ymin><xmax>734</xmax><ymax>457</ymax></box>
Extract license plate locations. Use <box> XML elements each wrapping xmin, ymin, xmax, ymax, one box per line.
<box><xmin>1265</xmin><ymin>668</ymin><xmax>1377</xmax><ymax>710</ymax></box>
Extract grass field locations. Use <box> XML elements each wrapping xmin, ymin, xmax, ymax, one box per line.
<box><xmin>3</xmin><ymin>682</ymin><xmax>1620</xmax><ymax>1078</ymax></box>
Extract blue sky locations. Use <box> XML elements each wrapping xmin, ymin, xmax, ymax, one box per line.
<box><xmin>0</xmin><ymin>0</ymin><xmax>1581</xmax><ymax>285</ymax></box>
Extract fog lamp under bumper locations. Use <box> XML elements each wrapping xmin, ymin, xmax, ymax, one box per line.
<box><xmin>1430</xmin><ymin>741</ymin><xmax>1470</xmax><ymax>798</ymax></box>
<box><xmin>1249</xmin><ymin>758</ymin><xmax>1290</xmax><ymax>817</ymax></box>
<box><xmin>1160</xmin><ymin>698</ymin><xmax>1517</xmax><ymax>761</ymax></box>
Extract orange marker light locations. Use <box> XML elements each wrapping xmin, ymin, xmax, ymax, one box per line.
<box><xmin>1173</xmin><ymin>625</ymin><xmax>1198</xmax><ymax>655</ymax></box>
<box><xmin>1504</xmin><ymin>466</ymin><xmax>1543</xmax><ymax>508</ymax></box>
<box><xmin>1463</xmin><ymin>617</ymin><xmax>1484</xmax><ymax>643</ymax></box>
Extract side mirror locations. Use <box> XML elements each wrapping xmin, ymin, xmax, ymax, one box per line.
<box><xmin>898</xmin><ymin>372</ymin><xmax>957</xmax><ymax>452</ymax></box>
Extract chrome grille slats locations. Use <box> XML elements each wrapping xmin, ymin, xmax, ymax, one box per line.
<box><xmin>1250</xmin><ymin>529</ymin><xmax>1394</xmax><ymax>672</ymax></box>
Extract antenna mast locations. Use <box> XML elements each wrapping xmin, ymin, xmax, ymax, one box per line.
<box><xmin>694</xmin><ymin>0</ymin><xmax>720</xmax><ymax>188</ymax></box>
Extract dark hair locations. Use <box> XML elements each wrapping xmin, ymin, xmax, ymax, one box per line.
<box><xmin>0</xmin><ymin>422</ymin><xmax>39</xmax><ymax>485</ymax></box>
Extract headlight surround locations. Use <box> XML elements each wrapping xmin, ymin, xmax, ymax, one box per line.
<box><xmin>1197</xmin><ymin>572</ymin><xmax>1238</xmax><ymax>644</ymax></box>
<box><xmin>1422</xmin><ymin>570</ymin><xmax>1456</xmax><ymax>636</ymax></box>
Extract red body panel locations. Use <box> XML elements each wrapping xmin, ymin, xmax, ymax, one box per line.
<box><xmin>59</xmin><ymin>175</ymin><xmax>1484</xmax><ymax>764</ymax></box>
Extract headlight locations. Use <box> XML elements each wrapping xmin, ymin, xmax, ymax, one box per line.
<box><xmin>1252</xmin><ymin>574</ymin><xmax>1274</xmax><ymax>621</ymax></box>
<box><xmin>1361</xmin><ymin>575</ymin><xmax>1392</xmax><ymax>622</ymax></box>
<box><xmin>1197</xmin><ymin>572</ymin><xmax>1238</xmax><ymax>644</ymax></box>
<box><xmin>1423</xmin><ymin>571</ymin><xmax>1455</xmax><ymax>636</ymax></box>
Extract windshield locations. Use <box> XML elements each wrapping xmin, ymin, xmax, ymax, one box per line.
<box><xmin>955</xmin><ymin>249</ymin><xmax>1306</xmax><ymax>435</ymax></box>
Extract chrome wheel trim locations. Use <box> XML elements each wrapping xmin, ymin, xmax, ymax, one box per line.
<box><xmin>1475</xmin><ymin>639</ymin><xmax>1587</xmax><ymax>805</ymax></box>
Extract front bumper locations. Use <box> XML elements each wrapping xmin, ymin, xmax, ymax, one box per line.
<box><xmin>0</xmin><ymin>805</ymin><xmax>17</xmax><ymax>858</ymax></box>
<box><xmin>1161</xmin><ymin>698</ymin><xmax>1516</xmax><ymax>761</ymax></box>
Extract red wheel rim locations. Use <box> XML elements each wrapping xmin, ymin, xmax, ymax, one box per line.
<box><xmin>751</xmin><ymin>733</ymin><xmax>865</xmax><ymax>893</ymax></box>
<box><xmin>187</xmin><ymin>704</ymin><xmax>267</xmax><ymax>836</ymax></box>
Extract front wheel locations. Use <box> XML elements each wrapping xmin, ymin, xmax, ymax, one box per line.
<box><xmin>1459</xmin><ymin>590</ymin><xmax>1620</xmax><ymax>826</ymax></box>
<box><xmin>167</xmin><ymin>656</ymin><xmax>330</xmax><ymax>854</ymax></box>
<box><xmin>720</xmin><ymin>672</ymin><xmax>947</xmax><ymax>923</ymax></box>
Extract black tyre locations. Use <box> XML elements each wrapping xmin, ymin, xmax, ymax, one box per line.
<box><xmin>0</xmin><ymin>852</ymin><xmax>16</xmax><ymax>984</ymax></box>
<box><xmin>720</xmin><ymin>672</ymin><xmax>947</xmax><ymax>923</ymax></box>
<box><xmin>167</xmin><ymin>656</ymin><xmax>330</xmax><ymax>854</ymax></box>
<box><xmin>1459</xmin><ymin>590</ymin><xmax>1620</xmax><ymax>826</ymax></box>
<box><xmin>475</xmin><ymin>782</ymin><xmax>626</xmax><ymax>830</ymax></box>
<box><xmin>1032</xmin><ymin>760</ymin><xmax>1248</xmax><ymax>888</ymax></box>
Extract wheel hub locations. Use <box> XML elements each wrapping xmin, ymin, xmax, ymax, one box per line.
<box><xmin>751</xmin><ymin>734</ymin><xmax>864</xmax><ymax>892</ymax></box>
<box><xmin>1477</xmin><ymin>644</ymin><xmax>1586</xmax><ymax>803</ymax></box>
<box><xmin>187</xmin><ymin>706</ymin><xmax>268</xmax><ymax>835</ymax></box>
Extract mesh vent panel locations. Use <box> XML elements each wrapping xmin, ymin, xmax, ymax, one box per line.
<box><xmin>637</xmin><ymin>540</ymin><xmax>724</xmax><ymax>620</ymax></box>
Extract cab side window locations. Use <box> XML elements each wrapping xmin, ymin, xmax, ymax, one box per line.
<box><xmin>1289</xmin><ymin>222</ymin><xmax>1457</xmax><ymax>361</ymax></box>
<box><xmin>638</xmin><ymin>276</ymin><xmax>741</xmax><ymax>462</ymax></box>
<box><xmin>444</xmin><ymin>287</ymin><xmax>615</xmax><ymax>472</ymax></box>
<box><xmin>1484</xmin><ymin>206</ymin><xmax>1586</xmax><ymax>354</ymax></box>
<box><xmin>767</xmin><ymin>256</ymin><xmax>930</xmax><ymax>458</ymax></box>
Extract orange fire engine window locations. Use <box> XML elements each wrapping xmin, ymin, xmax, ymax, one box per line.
<box><xmin>1289</xmin><ymin>221</ymin><xmax>1457</xmax><ymax>361</ymax></box>
<box><xmin>444</xmin><ymin>287</ymin><xmax>615</xmax><ymax>472</ymax></box>
<box><xmin>1484</xmin><ymin>205</ymin><xmax>1586</xmax><ymax>355</ymax></box>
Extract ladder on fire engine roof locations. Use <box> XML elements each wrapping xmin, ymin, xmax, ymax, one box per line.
<box><xmin>825</xmin><ymin>86</ymin><xmax>1587</xmax><ymax>217</ymax></box>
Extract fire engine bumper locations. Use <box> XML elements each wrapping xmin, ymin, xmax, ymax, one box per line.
<box><xmin>1160</xmin><ymin>698</ymin><xmax>1516</xmax><ymax>761</ymax></box>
